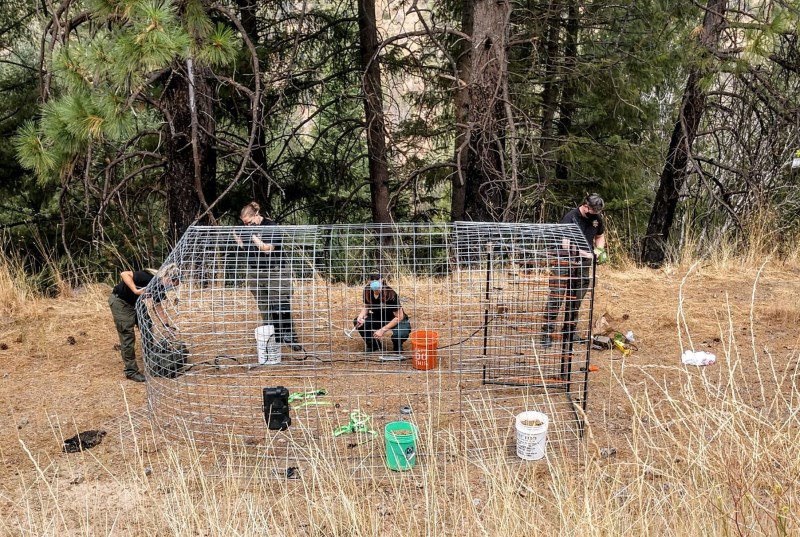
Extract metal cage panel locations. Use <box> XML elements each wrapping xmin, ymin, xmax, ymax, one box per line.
<box><xmin>136</xmin><ymin>223</ymin><xmax>595</xmax><ymax>475</ymax></box>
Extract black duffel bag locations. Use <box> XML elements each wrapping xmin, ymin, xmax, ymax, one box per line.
<box><xmin>142</xmin><ymin>328</ymin><xmax>188</xmax><ymax>379</ymax></box>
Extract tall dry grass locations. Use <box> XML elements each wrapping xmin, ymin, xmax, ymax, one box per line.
<box><xmin>5</xmin><ymin>305</ymin><xmax>800</xmax><ymax>535</ymax></box>
<box><xmin>3</xmin><ymin>235</ymin><xmax>800</xmax><ymax>536</ymax></box>
<box><xmin>602</xmin><ymin>202</ymin><xmax>800</xmax><ymax>272</ymax></box>
<box><xmin>0</xmin><ymin>253</ymin><xmax>38</xmax><ymax>317</ymax></box>
<box><xmin>0</xmin><ymin>246</ymin><xmax>111</xmax><ymax>315</ymax></box>
<box><xmin>7</xmin><ymin>372</ymin><xmax>800</xmax><ymax>535</ymax></box>
<box><xmin>674</xmin><ymin>205</ymin><xmax>800</xmax><ymax>271</ymax></box>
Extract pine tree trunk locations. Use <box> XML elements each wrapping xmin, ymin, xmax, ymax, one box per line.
<box><xmin>537</xmin><ymin>1</ymin><xmax>561</xmax><ymax>185</ymax></box>
<box><xmin>163</xmin><ymin>62</ymin><xmax>217</xmax><ymax>240</ymax></box>
<box><xmin>451</xmin><ymin>1</ymin><xmax>474</xmax><ymax>222</ymax></box>
<box><xmin>463</xmin><ymin>0</ymin><xmax>511</xmax><ymax>222</ymax></box>
<box><xmin>357</xmin><ymin>0</ymin><xmax>392</xmax><ymax>224</ymax></box>
<box><xmin>555</xmin><ymin>1</ymin><xmax>579</xmax><ymax>183</ymax></box>
<box><xmin>235</xmin><ymin>0</ymin><xmax>270</xmax><ymax>200</ymax></box>
<box><xmin>236</xmin><ymin>0</ymin><xmax>258</xmax><ymax>43</ymax></box>
<box><xmin>641</xmin><ymin>0</ymin><xmax>727</xmax><ymax>266</ymax></box>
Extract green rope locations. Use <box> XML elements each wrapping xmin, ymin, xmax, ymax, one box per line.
<box><xmin>288</xmin><ymin>389</ymin><xmax>330</xmax><ymax>409</ymax></box>
<box><xmin>333</xmin><ymin>410</ymin><xmax>378</xmax><ymax>437</ymax></box>
<box><xmin>288</xmin><ymin>388</ymin><xmax>327</xmax><ymax>404</ymax></box>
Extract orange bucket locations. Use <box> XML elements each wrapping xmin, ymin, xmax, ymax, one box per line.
<box><xmin>410</xmin><ymin>330</ymin><xmax>439</xmax><ymax>370</ymax></box>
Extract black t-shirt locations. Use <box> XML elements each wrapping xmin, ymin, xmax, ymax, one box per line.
<box><xmin>241</xmin><ymin>220</ymin><xmax>285</xmax><ymax>270</ymax></box>
<box><xmin>363</xmin><ymin>288</ymin><xmax>406</xmax><ymax>324</ymax></box>
<box><xmin>113</xmin><ymin>271</ymin><xmax>155</xmax><ymax>306</ymax></box>
<box><xmin>561</xmin><ymin>207</ymin><xmax>605</xmax><ymax>247</ymax></box>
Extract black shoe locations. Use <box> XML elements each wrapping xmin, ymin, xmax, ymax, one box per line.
<box><xmin>126</xmin><ymin>372</ymin><xmax>146</xmax><ymax>383</ymax></box>
<box><xmin>540</xmin><ymin>334</ymin><xmax>552</xmax><ymax>349</ymax></box>
<box><xmin>282</xmin><ymin>334</ymin><xmax>302</xmax><ymax>352</ymax></box>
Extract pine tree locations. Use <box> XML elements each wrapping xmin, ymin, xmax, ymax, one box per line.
<box><xmin>15</xmin><ymin>0</ymin><xmax>239</xmax><ymax>242</ymax></box>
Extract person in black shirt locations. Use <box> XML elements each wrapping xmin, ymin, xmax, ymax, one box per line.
<box><xmin>234</xmin><ymin>201</ymin><xmax>301</xmax><ymax>351</ymax></box>
<box><xmin>542</xmin><ymin>194</ymin><xmax>607</xmax><ymax>349</ymax></box>
<box><xmin>353</xmin><ymin>274</ymin><xmax>412</xmax><ymax>354</ymax></box>
<box><xmin>108</xmin><ymin>264</ymin><xmax>180</xmax><ymax>381</ymax></box>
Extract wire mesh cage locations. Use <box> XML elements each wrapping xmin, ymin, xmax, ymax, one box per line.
<box><xmin>135</xmin><ymin>222</ymin><xmax>596</xmax><ymax>476</ymax></box>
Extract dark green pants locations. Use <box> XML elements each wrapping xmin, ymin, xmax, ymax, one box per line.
<box><xmin>108</xmin><ymin>294</ymin><xmax>141</xmax><ymax>377</ymax></box>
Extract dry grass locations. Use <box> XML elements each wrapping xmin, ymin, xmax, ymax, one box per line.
<box><xmin>5</xmin><ymin>362</ymin><xmax>800</xmax><ymax>536</ymax></box>
<box><xmin>2</xmin><ymin>252</ymin><xmax>800</xmax><ymax>535</ymax></box>
<box><xmin>0</xmin><ymin>255</ymin><xmax>37</xmax><ymax>317</ymax></box>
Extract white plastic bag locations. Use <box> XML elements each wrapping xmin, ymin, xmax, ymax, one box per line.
<box><xmin>681</xmin><ymin>350</ymin><xmax>716</xmax><ymax>366</ymax></box>
<box><xmin>625</xmin><ymin>330</ymin><xmax>635</xmax><ymax>342</ymax></box>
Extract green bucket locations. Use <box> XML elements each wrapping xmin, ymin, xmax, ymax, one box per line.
<box><xmin>384</xmin><ymin>421</ymin><xmax>418</xmax><ymax>471</ymax></box>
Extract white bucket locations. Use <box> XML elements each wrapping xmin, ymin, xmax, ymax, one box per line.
<box><xmin>515</xmin><ymin>411</ymin><xmax>549</xmax><ymax>460</ymax></box>
<box><xmin>255</xmin><ymin>325</ymin><xmax>281</xmax><ymax>365</ymax></box>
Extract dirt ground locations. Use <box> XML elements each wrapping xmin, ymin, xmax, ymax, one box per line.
<box><xmin>2</xmin><ymin>260</ymin><xmax>800</xmax><ymax>517</ymax></box>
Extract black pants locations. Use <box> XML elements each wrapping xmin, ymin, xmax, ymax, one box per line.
<box><xmin>353</xmin><ymin>315</ymin><xmax>412</xmax><ymax>352</ymax></box>
<box><xmin>543</xmin><ymin>256</ymin><xmax>591</xmax><ymax>342</ymax></box>
<box><xmin>265</xmin><ymin>302</ymin><xmax>297</xmax><ymax>343</ymax></box>
<box><xmin>248</xmin><ymin>269</ymin><xmax>297</xmax><ymax>343</ymax></box>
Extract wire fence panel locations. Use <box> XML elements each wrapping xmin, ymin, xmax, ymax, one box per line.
<box><xmin>136</xmin><ymin>223</ymin><xmax>595</xmax><ymax>476</ymax></box>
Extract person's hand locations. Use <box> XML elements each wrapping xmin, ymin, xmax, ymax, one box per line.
<box><xmin>356</xmin><ymin>315</ymin><xmax>365</xmax><ymax>326</ymax></box>
<box><xmin>374</xmin><ymin>328</ymin><xmax>386</xmax><ymax>338</ymax></box>
<box><xmin>252</xmin><ymin>235</ymin><xmax>274</xmax><ymax>252</ymax></box>
<box><xmin>594</xmin><ymin>247</ymin><xmax>608</xmax><ymax>265</ymax></box>
<box><xmin>233</xmin><ymin>231</ymin><xmax>244</xmax><ymax>247</ymax></box>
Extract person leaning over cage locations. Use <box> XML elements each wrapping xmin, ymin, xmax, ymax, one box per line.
<box><xmin>353</xmin><ymin>274</ymin><xmax>412</xmax><ymax>354</ymax></box>
<box><xmin>108</xmin><ymin>264</ymin><xmax>180</xmax><ymax>382</ymax></box>
<box><xmin>233</xmin><ymin>201</ymin><xmax>302</xmax><ymax>351</ymax></box>
<box><xmin>541</xmin><ymin>193</ymin><xmax>608</xmax><ymax>349</ymax></box>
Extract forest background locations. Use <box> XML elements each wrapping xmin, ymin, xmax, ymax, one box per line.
<box><xmin>1</xmin><ymin>0</ymin><xmax>799</xmax><ymax>287</ymax></box>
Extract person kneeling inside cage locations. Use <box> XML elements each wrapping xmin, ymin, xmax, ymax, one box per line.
<box><xmin>353</xmin><ymin>274</ymin><xmax>411</xmax><ymax>354</ymax></box>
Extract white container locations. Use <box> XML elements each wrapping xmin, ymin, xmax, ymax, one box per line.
<box><xmin>255</xmin><ymin>325</ymin><xmax>281</xmax><ymax>365</ymax></box>
<box><xmin>515</xmin><ymin>411</ymin><xmax>549</xmax><ymax>460</ymax></box>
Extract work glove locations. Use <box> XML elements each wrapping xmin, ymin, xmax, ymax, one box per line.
<box><xmin>594</xmin><ymin>247</ymin><xmax>608</xmax><ymax>265</ymax></box>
